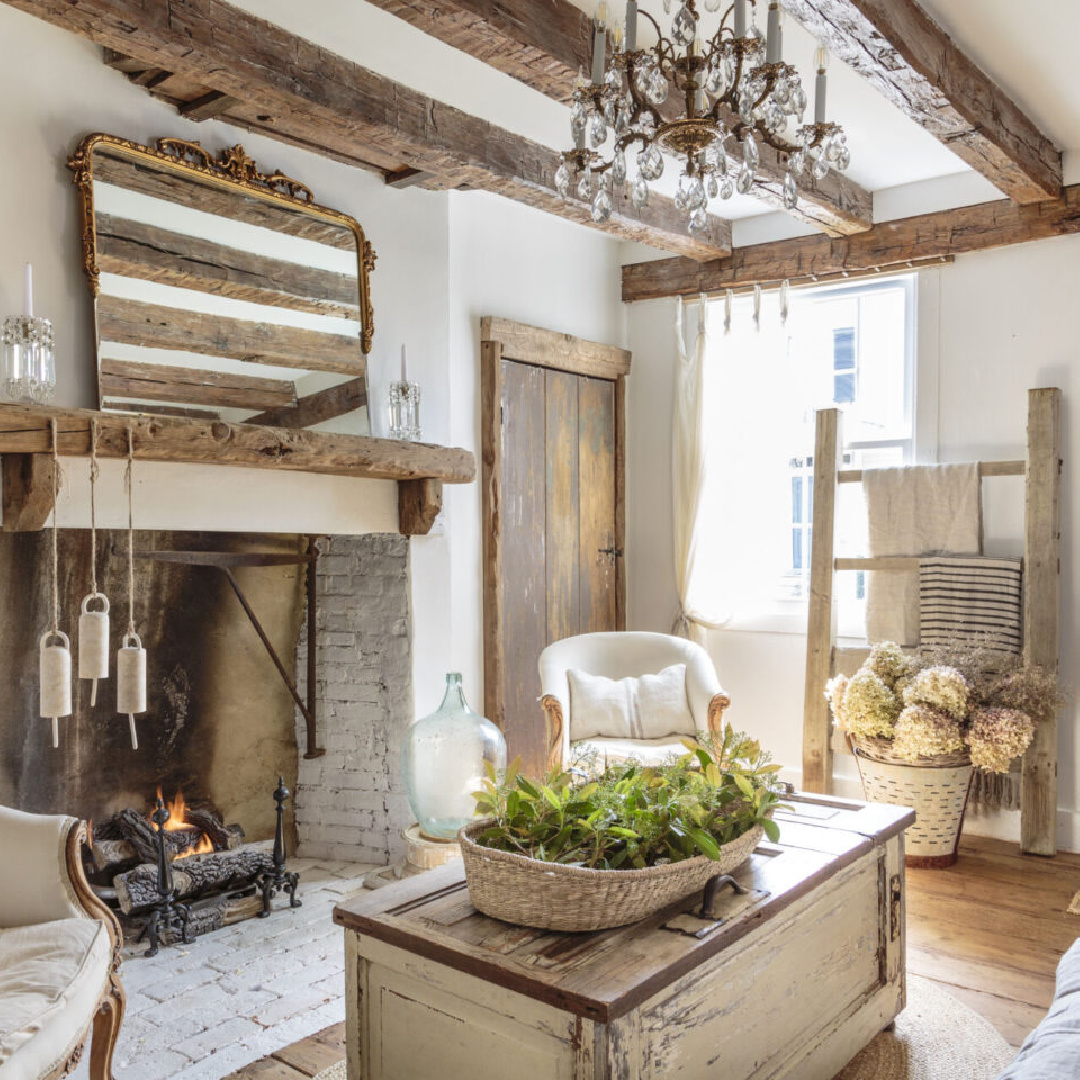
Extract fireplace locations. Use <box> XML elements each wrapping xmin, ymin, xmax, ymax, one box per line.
<box><xmin>0</xmin><ymin>528</ymin><xmax>416</xmax><ymax>944</ymax></box>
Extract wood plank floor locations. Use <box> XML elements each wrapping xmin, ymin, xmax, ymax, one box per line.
<box><xmin>228</xmin><ymin>835</ymin><xmax>1078</xmax><ymax>1077</ymax></box>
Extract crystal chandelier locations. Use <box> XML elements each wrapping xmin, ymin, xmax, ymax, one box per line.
<box><xmin>556</xmin><ymin>0</ymin><xmax>851</xmax><ymax>232</ymax></box>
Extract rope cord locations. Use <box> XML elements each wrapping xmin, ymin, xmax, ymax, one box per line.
<box><xmin>125</xmin><ymin>426</ymin><xmax>135</xmax><ymax>636</ymax></box>
<box><xmin>50</xmin><ymin>418</ymin><xmax>60</xmax><ymax>634</ymax></box>
<box><xmin>89</xmin><ymin>421</ymin><xmax>99</xmax><ymax>595</ymax></box>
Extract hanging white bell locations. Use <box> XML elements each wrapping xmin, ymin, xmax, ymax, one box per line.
<box><xmin>117</xmin><ymin>630</ymin><xmax>146</xmax><ymax>751</ymax></box>
<box><xmin>78</xmin><ymin>593</ymin><xmax>110</xmax><ymax>706</ymax></box>
<box><xmin>40</xmin><ymin>630</ymin><xmax>72</xmax><ymax>749</ymax></box>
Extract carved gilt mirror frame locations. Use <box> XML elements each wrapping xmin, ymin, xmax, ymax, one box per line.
<box><xmin>69</xmin><ymin>133</ymin><xmax>376</xmax><ymax>427</ymax></box>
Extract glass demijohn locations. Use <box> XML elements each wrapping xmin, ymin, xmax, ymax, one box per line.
<box><xmin>401</xmin><ymin>673</ymin><xmax>507</xmax><ymax>840</ymax></box>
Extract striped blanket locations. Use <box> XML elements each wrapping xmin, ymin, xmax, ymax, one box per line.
<box><xmin>918</xmin><ymin>556</ymin><xmax>1023</xmax><ymax>654</ymax></box>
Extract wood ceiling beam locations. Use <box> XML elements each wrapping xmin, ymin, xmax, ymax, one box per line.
<box><xmin>621</xmin><ymin>184</ymin><xmax>1080</xmax><ymax>302</ymax></box>
<box><xmin>5</xmin><ymin>0</ymin><xmax>731</xmax><ymax>260</ymax></box>
<box><xmin>780</xmin><ymin>0</ymin><xmax>1061</xmax><ymax>204</ymax></box>
<box><xmin>363</xmin><ymin>0</ymin><xmax>873</xmax><ymax>236</ymax></box>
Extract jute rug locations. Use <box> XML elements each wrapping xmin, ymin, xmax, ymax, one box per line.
<box><xmin>313</xmin><ymin>975</ymin><xmax>1016</xmax><ymax>1080</ymax></box>
<box><xmin>835</xmin><ymin>975</ymin><xmax>1016</xmax><ymax>1080</ymax></box>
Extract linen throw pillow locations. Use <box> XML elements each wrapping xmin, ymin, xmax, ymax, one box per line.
<box><xmin>567</xmin><ymin>664</ymin><xmax>696</xmax><ymax>742</ymax></box>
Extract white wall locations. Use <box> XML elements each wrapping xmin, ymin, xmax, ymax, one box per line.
<box><xmin>0</xmin><ymin>5</ymin><xmax>626</xmax><ymax>725</ymax></box>
<box><xmin>624</xmin><ymin>234</ymin><xmax>1080</xmax><ymax>849</ymax></box>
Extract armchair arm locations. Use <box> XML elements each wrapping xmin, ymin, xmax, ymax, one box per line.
<box><xmin>540</xmin><ymin>695</ymin><xmax>568</xmax><ymax>776</ymax></box>
<box><xmin>707</xmin><ymin>692</ymin><xmax>732</xmax><ymax>739</ymax></box>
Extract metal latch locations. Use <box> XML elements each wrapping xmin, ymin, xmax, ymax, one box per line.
<box><xmin>890</xmin><ymin>873</ymin><xmax>903</xmax><ymax>941</ymax></box>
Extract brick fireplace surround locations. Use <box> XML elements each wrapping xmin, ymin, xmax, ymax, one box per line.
<box><xmin>293</xmin><ymin>533</ymin><xmax>415</xmax><ymax>867</ymax></box>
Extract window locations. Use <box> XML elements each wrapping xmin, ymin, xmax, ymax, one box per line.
<box><xmin>832</xmin><ymin>327</ymin><xmax>856</xmax><ymax>403</ymax></box>
<box><xmin>693</xmin><ymin>274</ymin><xmax>917</xmax><ymax>632</ymax></box>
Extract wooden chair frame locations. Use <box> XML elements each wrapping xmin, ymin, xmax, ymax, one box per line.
<box><xmin>801</xmin><ymin>388</ymin><xmax>1062</xmax><ymax>855</ymax></box>
<box><xmin>50</xmin><ymin>820</ymin><xmax>126</xmax><ymax>1080</ymax></box>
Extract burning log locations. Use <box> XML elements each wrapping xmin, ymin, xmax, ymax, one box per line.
<box><xmin>114</xmin><ymin>848</ymin><xmax>274</xmax><ymax>913</ymax></box>
<box><xmin>187</xmin><ymin>809</ymin><xmax>244</xmax><ymax>851</ymax></box>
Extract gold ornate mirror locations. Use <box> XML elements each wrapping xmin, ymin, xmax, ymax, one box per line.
<box><xmin>69</xmin><ymin>134</ymin><xmax>375</xmax><ymax>431</ymax></box>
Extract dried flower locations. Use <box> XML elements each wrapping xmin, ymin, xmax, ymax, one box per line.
<box><xmin>867</xmin><ymin>641</ymin><xmax>918</xmax><ymax>689</ymax></box>
<box><xmin>902</xmin><ymin>666</ymin><xmax>969</xmax><ymax>722</ymax></box>
<box><xmin>824</xmin><ymin>674</ymin><xmax>850</xmax><ymax>727</ymax></box>
<box><xmin>967</xmin><ymin>708</ymin><xmax>1035</xmax><ymax>773</ymax></box>
<box><xmin>892</xmin><ymin>704</ymin><xmax>964</xmax><ymax>761</ymax></box>
<box><xmin>836</xmin><ymin>669</ymin><xmax>901</xmax><ymax>739</ymax></box>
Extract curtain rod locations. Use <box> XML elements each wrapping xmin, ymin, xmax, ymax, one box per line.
<box><xmin>682</xmin><ymin>254</ymin><xmax>954</xmax><ymax>303</ymax></box>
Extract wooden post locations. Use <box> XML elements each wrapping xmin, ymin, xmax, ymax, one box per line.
<box><xmin>802</xmin><ymin>408</ymin><xmax>841</xmax><ymax>793</ymax></box>
<box><xmin>1021</xmin><ymin>387</ymin><xmax>1062</xmax><ymax>856</ymax></box>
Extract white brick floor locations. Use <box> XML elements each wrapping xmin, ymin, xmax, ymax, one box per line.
<box><xmin>71</xmin><ymin>858</ymin><xmax>375</xmax><ymax>1080</ymax></box>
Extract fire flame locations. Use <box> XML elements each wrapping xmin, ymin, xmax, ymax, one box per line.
<box><xmin>153</xmin><ymin>787</ymin><xmax>214</xmax><ymax>859</ymax></box>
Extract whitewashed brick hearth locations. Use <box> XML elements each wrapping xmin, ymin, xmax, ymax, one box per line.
<box><xmin>293</xmin><ymin>535</ymin><xmax>414</xmax><ymax>866</ymax></box>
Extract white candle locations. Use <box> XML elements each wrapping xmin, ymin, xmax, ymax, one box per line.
<box><xmin>625</xmin><ymin>0</ymin><xmax>636</xmax><ymax>51</ymax></box>
<box><xmin>766</xmin><ymin>2</ymin><xmax>781</xmax><ymax>63</ymax></box>
<box><xmin>23</xmin><ymin>263</ymin><xmax>33</xmax><ymax>319</ymax></box>
<box><xmin>733</xmin><ymin>0</ymin><xmax>746</xmax><ymax>38</ymax></box>
<box><xmin>400</xmin><ymin>343</ymin><xmax>408</xmax><ymax>384</ymax></box>
<box><xmin>814</xmin><ymin>45</ymin><xmax>829</xmax><ymax>124</ymax></box>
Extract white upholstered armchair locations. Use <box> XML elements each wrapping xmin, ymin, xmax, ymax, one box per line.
<box><xmin>0</xmin><ymin>806</ymin><xmax>124</xmax><ymax>1080</ymax></box>
<box><xmin>538</xmin><ymin>632</ymin><xmax>731</xmax><ymax>773</ymax></box>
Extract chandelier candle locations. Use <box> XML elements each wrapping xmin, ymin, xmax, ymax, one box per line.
<box><xmin>625</xmin><ymin>0</ymin><xmax>636</xmax><ymax>52</ymax></box>
<box><xmin>591</xmin><ymin>3</ymin><xmax>608</xmax><ymax>85</ymax></box>
<box><xmin>814</xmin><ymin>46</ymin><xmax>829</xmax><ymax>125</ymax></box>
<box><xmin>766</xmin><ymin>2</ymin><xmax>781</xmax><ymax>65</ymax></box>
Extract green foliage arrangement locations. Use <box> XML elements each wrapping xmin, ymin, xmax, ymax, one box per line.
<box><xmin>471</xmin><ymin>726</ymin><xmax>786</xmax><ymax>870</ymax></box>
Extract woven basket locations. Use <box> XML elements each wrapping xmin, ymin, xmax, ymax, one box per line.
<box><xmin>459</xmin><ymin>820</ymin><xmax>764</xmax><ymax>932</ymax></box>
<box><xmin>851</xmin><ymin>737</ymin><xmax>973</xmax><ymax>868</ymax></box>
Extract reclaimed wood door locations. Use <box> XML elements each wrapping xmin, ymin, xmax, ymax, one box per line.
<box><xmin>482</xmin><ymin>318</ymin><xmax>630</xmax><ymax>777</ymax></box>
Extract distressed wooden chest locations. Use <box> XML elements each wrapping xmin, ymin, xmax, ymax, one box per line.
<box><xmin>334</xmin><ymin>794</ymin><xmax>913</xmax><ymax>1080</ymax></box>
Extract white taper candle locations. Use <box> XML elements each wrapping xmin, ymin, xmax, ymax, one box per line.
<box><xmin>23</xmin><ymin>263</ymin><xmax>33</xmax><ymax>319</ymax></box>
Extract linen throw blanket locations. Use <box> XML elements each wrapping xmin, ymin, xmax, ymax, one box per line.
<box><xmin>919</xmin><ymin>554</ymin><xmax>1024</xmax><ymax>812</ymax></box>
<box><xmin>864</xmin><ymin>464</ymin><xmax>982</xmax><ymax>645</ymax></box>
<box><xmin>919</xmin><ymin>555</ymin><xmax>1023</xmax><ymax>654</ymax></box>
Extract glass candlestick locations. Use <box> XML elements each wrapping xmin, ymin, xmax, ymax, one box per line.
<box><xmin>389</xmin><ymin>379</ymin><xmax>421</xmax><ymax>441</ymax></box>
<box><xmin>2</xmin><ymin>316</ymin><xmax>55</xmax><ymax>404</ymax></box>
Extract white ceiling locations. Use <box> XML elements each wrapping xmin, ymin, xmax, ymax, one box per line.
<box><xmin>236</xmin><ymin>0</ymin><xmax>1075</xmax><ymax>245</ymax></box>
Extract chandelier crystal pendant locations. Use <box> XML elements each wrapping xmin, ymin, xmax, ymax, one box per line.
<box><xmin>556</xmin><ymin>0</ymin><xmax>851</xmax><ymax>233</ymax></box>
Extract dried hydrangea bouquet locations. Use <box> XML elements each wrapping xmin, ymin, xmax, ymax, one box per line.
<box><xmin>825</xmin><ymin>642</ymin><xmax>1058</xmax><ymax>866</ymax></box>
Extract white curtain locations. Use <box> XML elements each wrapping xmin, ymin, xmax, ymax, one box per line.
<box><xmin>671</xmin><ymin>294</ymin><xmax>714</xmax><ymax>640</ymax></box>
<box><xmin>675</xmin><ymin>290</ymin><xmax>807</xmax><ymax>629</ymax></box>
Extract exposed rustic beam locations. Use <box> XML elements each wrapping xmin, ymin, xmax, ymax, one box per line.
<box><xmin>2</xmin><ymin>453</ymin><xmax>57</xmax><ymax>531</ymax></box>
<box><xmin>177</xmin><ymin>88</ymin><xmax>242</xmax><ymax>121</ymax></box>
<box><xmin>622</xmin><ymin>184</ymin><xmax>1080</xmax><ymax>301</ymax></box>
<box><xmin>10</xmin><ymin>0</ymin><xmax>733</xmax><ymax>259</ymax></box>
<box><xmin>0</xmin><ymin>404</ymin><xmax>476</xmax><ymax>483</ymax></box>
<box><xmin>96</xmin><ymin>297</ymin><xmax>365</xmax><ymax>376</ymax></box>
<box><xmin>96</xmin><ymin>213</ymin><xmax>361</xmax><ymax>318</ymax></box>
<box><xmin>780</xmin><ymin>0</ymin><xmax>1061</xmax><ymax>204</ymax></box>
<box><xmin>246</xmin><ymin>378</ymin><xmax>367</xmax><ymax>428</ymax></box>
<box><xmin>99</xmin><ymin>358</ymin><xmax>298</xmax><ymax>412</ymax></box>
<box><xmin>363</xmin><ymin>0</ymin><xmax>872</xmax><ymax>235</ymax></box>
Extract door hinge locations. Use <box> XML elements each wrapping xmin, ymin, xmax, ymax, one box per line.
<box><xmin>597</xmin><ymin>546</ymin><xmax>624</xmax><ymax>566</ymax></box>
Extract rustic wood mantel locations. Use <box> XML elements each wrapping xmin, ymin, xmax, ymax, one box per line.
<box><xmin>0</xmin><ymin>404</ymin><xmax>475</xmax><ymax>536</ymax></box>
